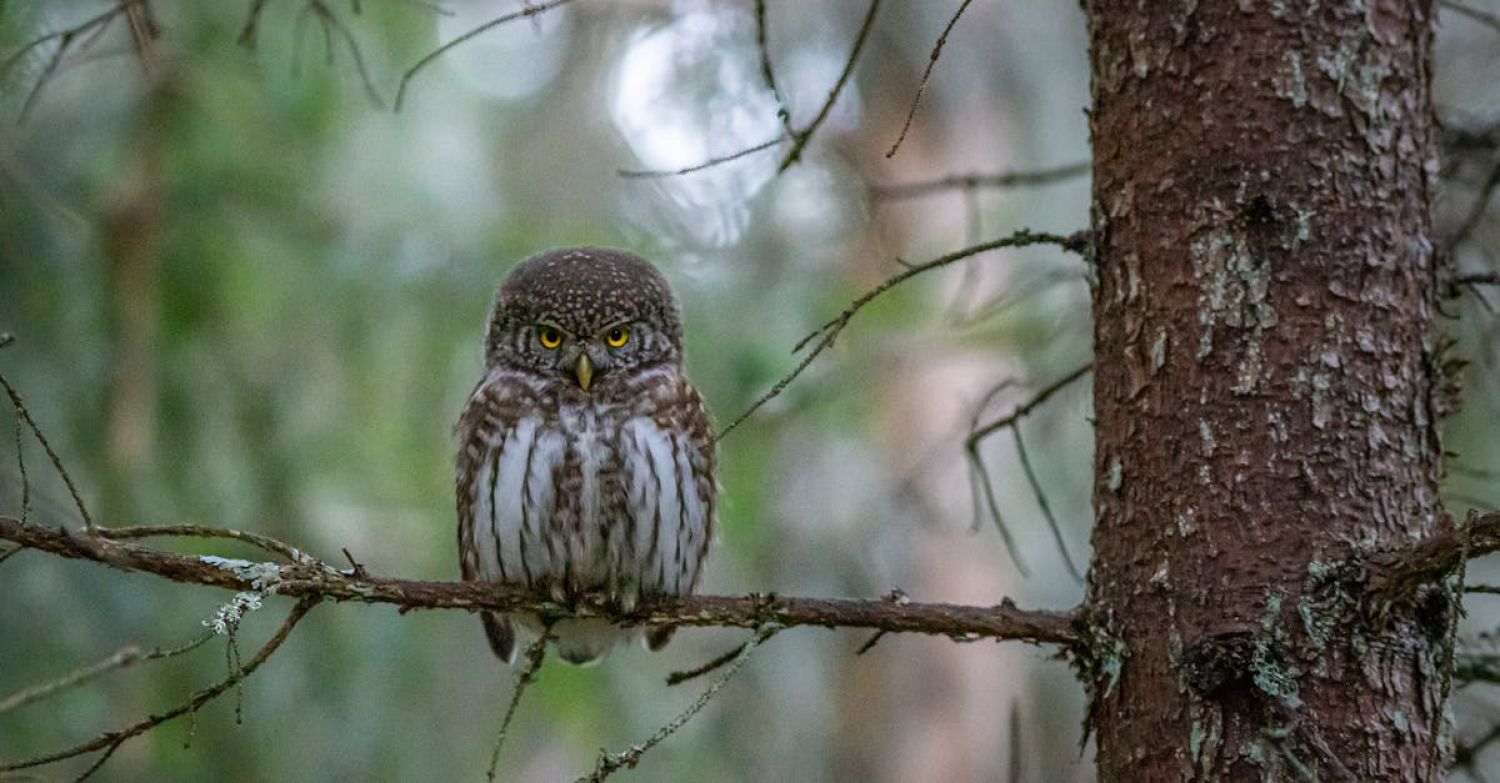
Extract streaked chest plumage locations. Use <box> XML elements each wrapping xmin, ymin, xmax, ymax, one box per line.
<box><xmin>456</xmin><ymin>368</ymin><xmax>715</xmax><ymax>608</ymax></box>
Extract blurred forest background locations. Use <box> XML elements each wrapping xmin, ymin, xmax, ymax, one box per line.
<box><xmin>1</xmin><ymin>1</ymin><xmax>1499</xmax><ymax>781</ymax></box>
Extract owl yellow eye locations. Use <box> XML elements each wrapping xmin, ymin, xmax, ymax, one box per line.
<box><xmin>606</xmin><ymin>326</ymin><xmax>629</xmax><ymax>348</ymax></box>
<box><xmin>538</xmin><ymin>327</ymin><xmax>562</xmax><ymax>350</ymax></box>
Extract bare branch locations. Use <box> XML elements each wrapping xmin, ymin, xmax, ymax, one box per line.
<box><xmin>1</xmin><ymin>0</ymin><xmax>140</xmax><ymax>121</ymax></box>
<box><xmin>665</xmin><ymin>642</ymin><xmax>746</xmax><ymax>687</ymax></box>
<box><xmin>1</xmin><ymin>374</ymin><xmax>96</xmax><ymax>529</ymax></box>
<box><xmin>963</xmin><ymin>364</ymin><xmax>1092</xmax><ymax>576</ymax></box>
<box><xmin>778</xmin><ymin>0</ymin><xmax>880</xmax><ymax>171</ymax></box>
<box><xmin>884</xmin><ymin>0</ymin><xmax>976</xmax><ymax>159</ymax></box>
<box><xmin>616</xmin><ymin>136</ymin><xmax>787</xmax><ymax>179</ymax></box>
<box><xmin>753</xmin><ymin>0</ymin><xmax>793</xmax><ymax>138</ymax></box>
<box><xmin>0</xmin><ymin>598</ymin><xmax>316</xmax><ymax>775</ymax></box>
<box><xmin>870</xmin><ymin>162</ymin><xmax>1091</xmax><ymax>201</ymax></box>
<box><xmin>1451</xmin><ymin>160</ymin><xmax>1500</xmax><ymax>246</ymax></box>
<box><xmin>1011</xmin><ymin>423</ymin><xmax>1083</xmax><ymax>582</ymax></box>
<box><xmin>394</xmin><ymin>0</ymin><xmax>577</xmax><ymax>111</ymax></box>
<box><xmin>487</xmin><ymin>634</ymin><xmax>548</xmax><ymax>781</ymax></box>
<box><xmin>307</xmin><ymin>1</ymin><xmax>385</xmax><ymax>108</ymax></box>
<box><xmin>1368</xmin><ymin>510</ymin><xmax>1500</xmax><ymax>597</ymax></box>
<box><xmin>93</xmin><ymin>523</ymin><xmax>322</xmax><ymax>567</ymax></box>
<box><xmin>0</xmin><ymin>516</ymin><xmax>1078</xmax><ymax>645</ymax></box>
<box><xmin>628</xmin><ymin>0</ymin><xmax>883</xmax><ymax>179</ymax></box>
<box><xmin>718</xmin><ymin>228</ymin><xmax>1090</xmax><ymax>439</ymax></box>
<box><xmin>0</xmin><ymin>632</ymin><xmax>213</xmax><ymax>715</ymax></box>
<box><xmin>1441</xmin><ymin>0</ymin><xmax>1500</xmax><ymax>35</ymax></box>
<box><xmin>577</xmin><ymin>626</ymin><xmax>779</xmax><ymax>783</ymax></box>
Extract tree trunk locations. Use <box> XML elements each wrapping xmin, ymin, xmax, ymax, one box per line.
<box><xmin>1083</xmin><ymin>1</ymin><xmax>1446</xmax><ymax>780</ymax></box>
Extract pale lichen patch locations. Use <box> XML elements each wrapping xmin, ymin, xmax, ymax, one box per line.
<box><xmin>1271</xmin><ymin>50</ymin><xmax>1307</xmax><ymax>108</ymax></box>
<box><xmin>1191</xmin><ymin>227</ymin><xmax>1277</xmax><ymax>393</ymax></box>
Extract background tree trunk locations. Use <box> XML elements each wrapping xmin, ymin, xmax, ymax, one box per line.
<box><xmin>1084</xmin><ymin>1</ymin><xmax>1447</xmax><ymax>779</ymax></box>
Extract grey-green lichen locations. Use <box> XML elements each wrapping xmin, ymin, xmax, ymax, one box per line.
<box><xmin>1107</xmin><ymin>455</ymin><xmax>1124</xmax><ymax>493</ymax></box>
<box><xmin>1271</xmin><ymin>50</ymin><xmax>1308</xmax><ymax>108</ymax></box>
<box><xmin>1191</xmin><ymin>226</ymin><xmax>1278</xmax><ymax>394</ymax></box>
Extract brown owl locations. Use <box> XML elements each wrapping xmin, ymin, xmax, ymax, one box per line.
<box><xmin>455</xmin><ymin>248</ymin><xmax>716</xmax><ymax>665</ymax></box>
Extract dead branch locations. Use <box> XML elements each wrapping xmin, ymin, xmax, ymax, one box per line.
<box><xmin>964</xmin><ymin>364</ymin><xmax>1092</xmax><ymax>578</ymax></box>
<box><xmin>487</xmin><ymin>635</ymin><xmax>548</xmax><ymax>781</ymax></box>
<box><xmin>1</xmin><ymin>0</ymin><xmax>142</xmax><ymax>121</ymax></box>
<box><xmin>717</xmin><ymin>228</ymin><xmax>1090</xmax><ymax>438</ymax></box>
<box><xmin>394</xmin><ymin>0</ymin><xmax>577</xmax><ymax>111</ymax></box>
<box><xmin>1442</xmin><ymin>0</ymin><xmax>1500</xmax><ymax>35</ymax></box>
<box><xmin>0</xmin><ymin>632</ymin><xmax>213</xmax><ymax>715</ymax></box>
<box><xmin>620</xmin><ymin>0</ymin><xmax>880</xmax><ymax>179</ymax></box>
<box><xmin>0</xmin><ymin>516</ymin><xmax>1078</xmax><ymax>645</ymax></box>
<box><xmin>884</xmin><ymin>0</ymin><xmax>976</xmax><ymax>159</ymax></box>
<box><xmin>577</xmin><ymin>626</ymin><xmax>779</xmax><ymax>783</ymax></box>
<box><xmin>1368</xmin><ymin>510</ymin><xmax>1500</xmax><ymax>598</ymax></box>
<box><xmin>0</xmin><ymin>598</ymin><xmax>316</xmax><ymax>776</ymax></box>
<box><xmin>777</xmin><ymin>0</ymin><xmax>880</xmax><ymax>171</ymax></box>
<box><xmin>870</xmin><ymin>162</ymin><xmax>1091</xmax><ymax>201</ymax></box>
<box><xmin>753</xmin><ymin>0</ymin><xmax>794</xmax><ymax>138</ymax></box>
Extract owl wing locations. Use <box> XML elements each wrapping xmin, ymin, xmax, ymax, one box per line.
<box><xmin>456</xmin><ymin>373</ymin><xmax>563</xmax><ymax>664</ymax></box>
<box><xmin>624</xmin><ymin>377</ymin><xmax>716</xmax><ymax>603</ymax></box>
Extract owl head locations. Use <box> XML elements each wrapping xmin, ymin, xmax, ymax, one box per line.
<box><xmin>485</xmin><ymin>247</ymin><xmax>684</xmax><ymax>392</ymax></box>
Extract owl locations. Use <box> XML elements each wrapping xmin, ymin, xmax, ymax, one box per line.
<box><xmin>455</xmin><ymin>247</ymin><xmax>716</xmax><ymax>665</ymax></box>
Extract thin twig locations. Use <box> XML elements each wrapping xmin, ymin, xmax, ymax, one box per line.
<box><xmin>237</xmin><ymin>0</ymin><xmax>272</xmax><ymax>46</ymax></box>
<box><xmin>307</xmin><ymin>1</ymin><xmax>385</xmax><ymax>107</ymax></box>
<box><xmin>754</xmin><ymin>0</ymin><xmax>793</xmax><ymax>137</ymax></box>
<box><xmin>964</xmin><ymin>365</ymin><xmax>1093</xmax><ymax>574</ymax></box>
<box><xmin>394</xmin><ymin>0</ymin><xmax>577</xmax><ymax>111</ymax></box>
<box><xmin>884</xmin><ymin>0</ymin><xmax>975</xmax><ymax>159</ymax></box>
<box><xmin>718</xmin><ymin>229</ymin><xmax>1089</xmax><ymax>439</ymax></box>
<box><xmin>665</xmin><ymin>641</ymin><xmax>748</xmax><ymax>687</ymax></box>
<box><xmin>2</xmin><ymin>0</ymin><xmax>141</xmax><ymax>121</ymax></box>
<box><xmin>96</xmin><ymin>524</ymin><xmax>319</xmax><ymax>566</ymax></box>
<box><xmin>870</xmin><ymin>162</ymin><xmax>1091</xmax><ymax>201</ymax></box>
<box><xmin>0</xmin><ymin>632</ymin><xmax>213</xmax><ymax>714</ymax></box>
<box><xmin>0</xmin><ymin>374</ymin><xmax>95</xmax><ymax>529</ymax></box>
<box><xmin>778</xmin><ymin>0</ymin><xmax>880</xmax><ymax>171</ymax></box>
<box><xmin>616</xmin><ymin>136</ymin><xmax>787</xmax><ymax>179</ymax></box>
<box><xmin>0</xmin><ymin>598</ymin><xmax>316</xmax><ymax>774</ymax></box>
<box><xmin>1442</xmin><ymin>0</ymin><xmax>1500</xmax><ymax>34</ymax></box>
<box><xmin>1451</xmin><ymin>160</ymin><xmax>1500</xmax><ymax>246</ymax></box>
<box><xmin>966</xmin><ymin>364</ymin><xmax>1094</xmax><ymax>445</ymax></box>
<box><xmin>486</xmin><ymin>634</ymin><xmax>548</xmax><ymax>781</ymax></box>
<box><xmin>1011</xmin><ymin>423</ymin><xmax>1083</xmax><ymax>582</ymax></box>
<box><xmin>577</xmin><ymin>626</ymin><xmax>779</xmax><ymax>783</ymax></box>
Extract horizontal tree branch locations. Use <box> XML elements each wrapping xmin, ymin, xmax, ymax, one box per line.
<box><xmin>1368</xmin><ymin>509</ymin><xmax>1500</xmax><ymax>597</ymax></box>
<box><xmin>0</xmin><ymin>516</ymin><xmax>1078</xmax><ymax>645</ymax></box>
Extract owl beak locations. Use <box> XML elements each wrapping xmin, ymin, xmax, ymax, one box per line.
<box><xmin>574</xmin><ymin>353</ymin><xmax>594</xmax><ymax>392</ymax></box>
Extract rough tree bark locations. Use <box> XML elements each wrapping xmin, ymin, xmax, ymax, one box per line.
<box><xmin>1084</xmin><ymin>1</ymin><xmax>1446</xmax><ymax>780</ymax></box>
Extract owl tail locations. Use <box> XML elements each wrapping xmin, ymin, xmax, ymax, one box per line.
<box><xmin>481</xmin><ymin>612</ymin><xmax>516</xmax><ymax>664</ymax></box>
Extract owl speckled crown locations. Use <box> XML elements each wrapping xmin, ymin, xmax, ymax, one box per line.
<box><xmin>488</xmin><ymin>247</ymin><xmax>683</xmax><ymax>346</ymax></box>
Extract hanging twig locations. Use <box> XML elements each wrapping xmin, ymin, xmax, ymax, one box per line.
<box><xmin>778</xmin><ymin>0</ymin><xmax>880</xmax><ymax>171</ymax></box>
<box><xmin>884</xmin><ymin>0</ymin><xmax>976</xmax><ymax>159</ymax></box>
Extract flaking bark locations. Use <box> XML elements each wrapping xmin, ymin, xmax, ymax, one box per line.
<box><xmin>1083</xmin><ymin>1</ymin><xmax>1445</xmax><ymax>779</ymax></box>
